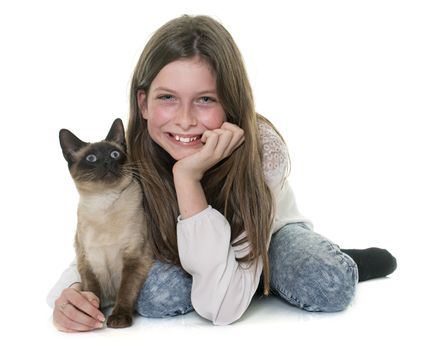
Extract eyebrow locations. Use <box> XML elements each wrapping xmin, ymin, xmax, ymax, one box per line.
<box><xmin>153</xmin><ymin>87</ymin><xmax>218</xmax><ymax>95</ymax></box>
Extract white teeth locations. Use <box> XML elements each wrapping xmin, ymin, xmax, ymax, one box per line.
<box><xmin>174</xmin><ymin>135</ymin><xmax>200</xmax><ymax>143</ymax></box>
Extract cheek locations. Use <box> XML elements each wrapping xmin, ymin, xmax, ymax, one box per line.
<box><xmin>146</xmin><ymin>104</ymin><xmax>172</xmax><ymax>128</ymax></box>
<box><xmin>200</xmin><ymin>108</ymin><xmax>226</xmax><ymax>129</ymax></box>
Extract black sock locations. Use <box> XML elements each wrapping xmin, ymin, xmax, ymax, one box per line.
<box><xmin>341</xmin><ymin>248</ymin><xmax>397</xmax><ymax>282</ymax></box>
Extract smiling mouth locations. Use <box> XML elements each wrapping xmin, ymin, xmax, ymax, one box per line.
<box><xmin>168</xmin><ymin>133</ymin><xmax>203</xmax><ymax>144</ymax></box>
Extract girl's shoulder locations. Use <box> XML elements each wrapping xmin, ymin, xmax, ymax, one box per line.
<box><xmin>257</xmin><ymin>119</ymin><xmax>290</xmax><ymax>188</ymax></box>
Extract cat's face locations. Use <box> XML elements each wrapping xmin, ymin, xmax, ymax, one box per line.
<box><xmin>70</xmin><ymin>142</ymin><xmax>127</xmax><ymax>183</ymax></box>
<box><xmin>59</xmin><ymin>119</ymin><xmax>131</xmax><ymax>191</ymax></box>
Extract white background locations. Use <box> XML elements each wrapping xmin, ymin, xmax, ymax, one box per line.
<box><xmin>1</xmin><ymin>0</ymin><xmax>424</xmax><ymax>348</ymax></box>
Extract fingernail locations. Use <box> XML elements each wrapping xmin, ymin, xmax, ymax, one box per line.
<box><xmin>96</xmin><ymin>322</ymin><xmax>104</xmax><ymax>328</ymax></box>
<box><xmin>98</xmin><ymin>314</ymin><xmax>105</xmax><ymax>322</ymax></box>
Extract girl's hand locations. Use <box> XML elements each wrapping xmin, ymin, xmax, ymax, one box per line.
<box><xmin>172</xmin><ymin>122</ymin><xmax>245</xmax><ymax>181</ymax></box>
<box><xmin>53</xmin><ymin>283</ymin><xmax>105</xmax><ymax>332</ymax></box>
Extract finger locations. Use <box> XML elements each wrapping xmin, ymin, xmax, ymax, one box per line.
<box><xmin>60</xmin><ymin>302</ymin><xmax>104</xmax><ymax>330</ymax></box>
<box><xmin>227</xmin><ymin>127</ymin><xmax>245</xmax><ymax>153</ymax></box>
<box><xmin>211</xmin><ymin>129</ymin><xmax>234</xmax><ymax>157</ymax></box>
<box><xmin>213</xmin><ymin>127</ymin><xmax>244</xmax><ymax>157</ymax></box>
<box><xmin>220</xmin><ymin>122</ymin><xmax>244</xmax><ymax>135</ymax></box>
<box><xmin>203</xmin><ymin>128</ymin><xmax>243</xmax><ymax>160</ymax></box>
<box><xmin>53</xmin><ymin>301</ymin><xmax>99</xmax><ymax>332</ymax></box>
<box><xmin>54</xmin><ymin>305</ymin><xmax>101</xmax><ymax>332</ymax></box>
<box><xmin>220</xmin><ymin>121</ymin><xmax>238</xmax><ymax>130</ymax></box>
<box><xmin>201</xmin><ymin>129</ymin><xmax>216</xmax><ymax>143</ymax></box>
<box><xmin>200</xmin><ymin>130</ymin><xmax>220</xmax><ymax>153</ymax></box>
<box><xmin>233</xmin><ymin>133</ymin><xmax>245</xmax><ymax>148</ymax></box>
<box><xmin>90</xmin><ymin>299</ymin><xmax>99</xmax><ymax>308</ymax></box>
<box><xmin>65</xmin><ymin>289</ymin><xmax>105</xmax><ymax>322</ymax></box>
<box><xmin>81</xmin><ymin>291</ymin><xmax>100</xmax><ymax>309</ymax></box>
<box><xmin>202</xmin><ymin>130</ymin><xmax>234</xmax><ymax>161</ymax></box>
<box><xmin>220</xmin><ymin>122</ymin><xmax>244</xmax><ymax>141</ymax></box>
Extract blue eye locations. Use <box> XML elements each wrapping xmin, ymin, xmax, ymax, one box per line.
<box><xmin>86</xmin><ymin>154</ymin><xmax>97</xmax><ymax>163</ymax></box>
<box><xmin>110</xmin><ymin>150</ymin><xmax>120</xmax><ymax>159</ymax></box>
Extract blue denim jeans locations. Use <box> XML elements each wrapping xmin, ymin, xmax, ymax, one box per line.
<box><xmin>135</xmin><ymin>222</ymin><xmax>358</xmax><ymax>317</ymax></box>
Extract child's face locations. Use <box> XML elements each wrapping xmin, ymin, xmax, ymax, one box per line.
<box><xmin>138</xmin><ymin>57</ymin><xmax>226</xmax><ymax>160</ymax></box>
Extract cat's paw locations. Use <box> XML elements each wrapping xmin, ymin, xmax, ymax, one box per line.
<box><xmin>106</xmin><ymin>313</ymin><xmax>133</xmax><ymax>328</ymax></box>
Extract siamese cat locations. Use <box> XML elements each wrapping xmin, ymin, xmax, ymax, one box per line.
<box><xmin>59</xmin><ymin>118</ymin><xmax>154</xmax><ymax>328</ymax></box>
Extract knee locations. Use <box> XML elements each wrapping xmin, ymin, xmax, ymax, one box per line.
<box><xmin>271</xmin><ymin>249</ymin><xmax>359</xmax><ymax>312</ymax></box>
<box><xmin>135</xmin><ymin>261</ymin><xmax>194</xmax><ymax>318</ymax></box>
<box><xmin>295</xmin><ymin>252</ymin><xmax>358</xmax><ymax>312</ymax></box>
<box><xmin>305</xmin><ymin>253</ymin><xmax>358</xmax><ymax>312</ymax></box>
<box><xmin>269</xmin><ymin>224</ymin><xmax>359</xmax><ymax>312</ymax></box>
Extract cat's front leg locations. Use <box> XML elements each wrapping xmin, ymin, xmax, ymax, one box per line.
<box><xmin>77</xmin><ymin>256</ymin><xmax>102</xmax><ymax>307</ymax></box>
<box><xmin>76</xmin><ymin>237</ymin><xmax>103</xmax><ymax>307</ymax></box>
<box><xmin>107</xmin><ymin>256</ymin><xmax>153</xmax><ymax>328</ymax></box>
<box><xmin>81</xmin><ymin>268</ymin><xmax>102</xmax><ymax>305</ymax></box>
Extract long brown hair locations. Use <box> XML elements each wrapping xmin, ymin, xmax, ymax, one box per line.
<box><xmin>127</xmin><ymin>15</ymin><xmax>279</xmax><ymax>295</ymax></box>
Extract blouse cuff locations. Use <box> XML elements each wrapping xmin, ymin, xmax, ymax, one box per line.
<box><xmin>177</xmin><ymin>205</ymin><xmax>213</xmax><ymax>223</ymax></box>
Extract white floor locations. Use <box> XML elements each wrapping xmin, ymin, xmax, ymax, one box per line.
<box><xmin>19</xmin><ymin>271</ymin><xmax>421</xmax><ymax>350</ymax></box>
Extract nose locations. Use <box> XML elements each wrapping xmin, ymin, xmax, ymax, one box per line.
<box><xmin>174</xmin><ymin>103</ymin><xmax>197</xmax><ymax>130</ymax></box>
<box><xmin>103</xmin><ymin>157</ymin><xmax>112</xmax><ymax>168</ymax></box>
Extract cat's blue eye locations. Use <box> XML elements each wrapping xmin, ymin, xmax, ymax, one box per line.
<box><xmin>110</xmin><ymin>150</ymin><xmax>120</xmax><ymax>159</ymax></box>
<box><xmin>86</xmin><ymin>154</ymin><xmax>97</xmax><ymax>163</ymax></box>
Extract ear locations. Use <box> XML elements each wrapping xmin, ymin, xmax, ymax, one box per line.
<box><xmin>59</xmin><ymin>129</ymin><xmax>87</xmax><ymax>166</ymax></box>
<box><xmin>137</xmin><ymin>90</ymin><xmax>149</xmax><ymax>120</ymax></box>
<box><xmin>105</xmin><ymin>118</ymin><xmax>126</xmax><ymax>151</ymax></box>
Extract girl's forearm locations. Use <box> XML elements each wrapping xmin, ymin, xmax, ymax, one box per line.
<box><xmin>173</xmin><ymin>174</ymin><xmax>208</xmax><ymax>219</ymax></box>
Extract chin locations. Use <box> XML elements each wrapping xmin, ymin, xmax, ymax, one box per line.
<box><xmin>168</xmin><ymin>148</ymin><xmax>199</xmax><ymax>161</ymax></box>
<box><xmin>155</xmin><ymin>134</ymin><xmax>204</xmax><ymax>161</ymax></box>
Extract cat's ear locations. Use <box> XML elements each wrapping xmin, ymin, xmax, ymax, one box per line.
<box><xmin>105</xmin><ymin>118</ymin><xmax>126</xmax><ymax>151</ymax></box>
<box><xmin>59</xmin><ymin>129</ymin><xmax>88</xmax><ymax>166</ymax></box>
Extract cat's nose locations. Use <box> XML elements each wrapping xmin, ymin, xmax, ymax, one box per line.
<box><xmin>103</xmin><ymin>158</ymin><xmax>112</xmax><ymax>167</ymax></box>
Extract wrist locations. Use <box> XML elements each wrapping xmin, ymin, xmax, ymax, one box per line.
<box><xmin>172</xmin><ymin>162</ymin><xmax>203</xmax><ymax>182</ymax></box>
<box><xmin>173</xmin><ymin>175</ymin><xmax>208</xmax><ymax>220</ymax></box>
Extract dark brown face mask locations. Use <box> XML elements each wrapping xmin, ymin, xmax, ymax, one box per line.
<box><xmin>59</xmin><ymin>118</ymin><xmax>128</xmax><ymax>184</ymax></box>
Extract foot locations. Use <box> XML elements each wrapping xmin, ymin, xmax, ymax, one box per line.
<box><xmin>341</xmin><ymin>247</ymin><xmax>397</xmax><ymax>282</ymax></box>
<box><xmin>107</xmin><ymin>312</ymin><xmax>133</xmax><ymax>328</ymax></box>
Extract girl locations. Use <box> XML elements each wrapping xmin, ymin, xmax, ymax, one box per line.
<box><xmin>48</xmin><ymin>15</ymin><xmax>397</xmax><ymax>331</ymax></box>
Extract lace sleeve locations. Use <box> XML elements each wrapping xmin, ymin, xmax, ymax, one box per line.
<box><xmin>257</xmin><ymin>121</ymin><xmax>290</xmax><ymax>189</ymax></box>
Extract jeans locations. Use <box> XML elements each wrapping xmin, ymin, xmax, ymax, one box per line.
<box><xmin>135</xmin><ymin>222</ymin><xmax>359</xmax><ymax>317</ymax></box>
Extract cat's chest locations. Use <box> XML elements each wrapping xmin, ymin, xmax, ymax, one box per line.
<box><xmin>79</xmin><ymin>223</ymin><xmax>138</xmax><ymax>268</ymax></box>
<box><xmin>86</xmin><ymin>243</ymin><xmax>123</xmax><ymax>276</ymax></box>
<box><xmin>79</xmin><ymin>228</ymin><xmax>132</xmax><ymax>302</ymax></box>
<box><xmin>81</xmin><ymin>224</ymin><xmax>133</xmax><ymax>248</ymax></box>
<box><xmin>82</xmin><ymin>230</ymin><xmax>126</xmax><ymax>260</ymax></box>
